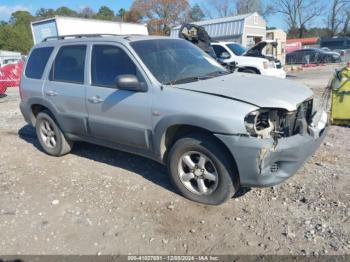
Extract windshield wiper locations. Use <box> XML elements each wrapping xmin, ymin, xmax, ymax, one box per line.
<box><xmin>201</xmin><ymin>70</ymin><xmax>230</xmax><ymax>78</ymax></box>
<box><xmin>165</xmin><ymin>71</ymin><xmax>229</xmax><ymax>85</ymax></box>
<box><xmin>166</xmin><ymin>76</ymin><xmax>203</xmax><ymax>85</ymax></box>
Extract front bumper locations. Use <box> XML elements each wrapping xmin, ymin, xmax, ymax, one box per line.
<box><xmin>215</xmin><ymin>111</ymin><xmax>328</xmax><ymax>187</ymax></box>
<box><xmin>261</xmin><ymin>68</ymin><xmax>287</xmax><ymax>79</ymax></box>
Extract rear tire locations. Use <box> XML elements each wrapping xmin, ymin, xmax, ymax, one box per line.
<box><xmin>167</xmin><ymin>133</ymin><xmax>238</xmax><ymax>205</ymax></box>
<box><xmin>35</xmin><ymin>111</ymin><xmax>73</xmax><ymax>156</ymax></box>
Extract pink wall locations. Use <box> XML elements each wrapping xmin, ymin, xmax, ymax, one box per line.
<box><xmin>286</xmin><ymin>42</ymin><xmax>302</xmax><ymax>53</ymax></box>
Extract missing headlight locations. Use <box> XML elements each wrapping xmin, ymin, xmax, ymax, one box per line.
<box><xmin>244</xmin><ymin>102</ymin><xmax>314</xmax><ymax>140</ymax></box>
<box><xmin>244</xmin><ymin>109</ymin><xmax>297</xmax><ymax>140</ymax></box>
<box><xmin>244</xmin><ymin>110</ymin><xmax>275</xmax><ymax>139</ymax></box>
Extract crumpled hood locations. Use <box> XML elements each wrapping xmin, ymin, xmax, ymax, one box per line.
<box><xmin>176</xmin><ymin>73</ymin><xmax>313</xmax><ymax>111</ymax></box>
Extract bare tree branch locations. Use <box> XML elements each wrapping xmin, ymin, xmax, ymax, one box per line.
<box><xmin>271</xmin><ymin>0</ymin><xmax>324</xmax><ymax>38</ymax></box>
<box><xmin>204</xmin><ymin>0</ymin><xmax>235</xmax><ymax>18</ymax></box>
<box><xmin>130</xmin><ymin>0</ymin><xmax>190</xmax><ymax>35</ymax></box>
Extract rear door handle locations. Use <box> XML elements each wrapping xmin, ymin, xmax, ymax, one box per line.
<box><xmin>45</xmin><ymin>90</ymin><xmax>58</xmax><ymax>97</ymax></box>
<box><xmin>88</xmin><ymin>96</ymin><xmax>104</xmax><ymax>104</ymax></box>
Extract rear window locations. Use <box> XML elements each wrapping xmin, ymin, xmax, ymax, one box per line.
<box><xmin>25</xmin><ymin>47</ymin><xmax>53</xmax><ymax>79</ymax></box>
<box><xmin>50</xmin><ymin>45</ymin><xmax>86</xmax><ymax>84</ymax></box>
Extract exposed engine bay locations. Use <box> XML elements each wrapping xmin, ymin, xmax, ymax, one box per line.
<box><xmin>244</xmin><ymin>41</ymin><xmax>283</xmax><ymax>69</ymax></box>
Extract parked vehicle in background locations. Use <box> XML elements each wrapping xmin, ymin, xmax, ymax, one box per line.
<box><xmin>322</xmin><ymin>47</ymin><xmax>346</xmax><ymax>58</ymax></box>
<box><xmin>20</xmin><ymin>35</ymin><xmax>328</xmax><ymax>205</ymax></box>
<box><xmin>0</xmin><ymin>60</ymin><xmax>24</xmax><ymax>94</ymax></box>
<box><xmin>320</xmin><ymin>37</ymin><xmax>350</xmax><ymax>50</ymax></box>
<box><xmin>211</xmin><ymin>42</ymin><xmax>286</xmax><ymax>79</ymax></box>
<box><xmin>286</xmin><ymin>48</ymin><xmax>341</xmax><ymax>65</ymax></box>
<box><xmin>0</xmin><ymin>50</ymin><xmax>22</xmax><ymax>68</ymax></box>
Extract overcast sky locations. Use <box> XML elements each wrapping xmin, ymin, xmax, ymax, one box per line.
<box><xmin>0</xmin><ymin>0</ymin><xmax>328</xmax><ymax>30</ymax></box>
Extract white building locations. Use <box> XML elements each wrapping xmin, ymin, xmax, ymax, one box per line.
<box><xmin>266</xmin><ymin>29</ymin><xmax>287</xmax><ymax>64</ymax></box>
<box><xmin>170</xmin><ymin>12</ymin><xmax>266</xmax><ymax>48</ymax></box>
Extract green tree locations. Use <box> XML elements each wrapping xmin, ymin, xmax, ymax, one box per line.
<box><xmin>4</xmin><ymin>11</ymin><xmax>34</xmax><ymax>53</ymax></box>
<box><xmin>78</xmin><ymin>6</ymin><xmax>95</xmax><ymax>18</ymax></box>
<box><xmin>0</xmin><ymin>23</ymin><xmax>32</xmax><ymax>53</ymax></box>
<box><xmin>55</xmin><ymin>6</ymin><xmax>77</xmax><ymax>17</ymax></box>
<box><xmin>9</xmin><ymin>10</ymin><xmax>33</xmax><ymax>26</ymax></box>
<box><xmin>188</xmin><ymin>4</ymin><xmax>205</xmax><ymax>22</ymax></box>
<box><xmin>117</xmin><ymin>8</ymin><xmax>126</xmax><ymax>21</ymax></box>
<box><xmin>95</xmin><ymin>6</ymin><xmax>115</xmax><ymax>20</ymax></box>
<box><xmin>36</xmin><ymin>8</ymin><xmax>56</xmax><ymax>18</ymax></box>
<box><xmin>130</xmin><ymin>0</ymin><xmax>190</xmax><ymax>35</ymax></box>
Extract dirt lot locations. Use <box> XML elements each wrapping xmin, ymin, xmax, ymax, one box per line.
<box><xmin>0</xmin><ymin>66</ymin><xmax>349</xmax><ymax>256</ymax></box>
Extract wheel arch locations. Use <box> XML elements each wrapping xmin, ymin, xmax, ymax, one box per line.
<box><xmin>161</xmin><ymin>124</ymin><xmax>241</xmax><ymax>187</ymax></box>
<box><xmin>26</xmin><ymin>97</ymin><xmax>59</xmax><ymax>126</ymax></box>
<box><xmin>154</xmin><ymin>118</ymin><xmax>240</xmax><ymax>182</ymax></box>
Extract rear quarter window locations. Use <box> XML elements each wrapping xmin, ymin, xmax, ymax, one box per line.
<box><xmin>25</xmin><ymin>47</ymin><xmax>54</xmax><ymax>79</ymax></box>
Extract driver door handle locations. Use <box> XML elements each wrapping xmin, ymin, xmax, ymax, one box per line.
<box><xmin>88</xmin><ymin>96</ymin><xmax>104</xmax><ymax>104</ymax></box>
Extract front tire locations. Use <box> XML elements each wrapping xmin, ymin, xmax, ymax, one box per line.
<box><xmin>167</xmin><ymin>133</ymin><xmax>238</xmax><ymax>205</ymax></box>
<box><xmin>35</xmin><ymin>111</ymin><xmax>73</xmax><ymax>156</ymax></box>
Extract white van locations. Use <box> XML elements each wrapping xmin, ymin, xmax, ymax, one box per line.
<box><xmin>211</xmin><ymin>41</ymin><xmax>286</xmax><ymax>79</ymax></box>
<box><xmin>31</xmin><ymin>16</ymin><xmax>149</xmax><ymax>44</ymax></box>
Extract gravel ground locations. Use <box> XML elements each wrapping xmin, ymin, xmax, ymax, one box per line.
<box><xmin>0</xmin><ymin>66</ymin><xmax>349</xmax><ymax>256</ymax></box>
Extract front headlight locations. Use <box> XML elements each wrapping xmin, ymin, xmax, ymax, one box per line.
<box><xmin>263</xmin><ymin>61</ymin><xmax>275</xmax><ymax>69</ymax></box>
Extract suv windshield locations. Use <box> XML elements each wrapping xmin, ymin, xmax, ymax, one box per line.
<box><xmin>130</xmin><ymin>39</ymin><xmax>227</xmax><ymax>85</ymax></box>
<box><xmin>226</xmin><ymin>43</ymin><xmax>246</xmax><ymax>56</ymax></box>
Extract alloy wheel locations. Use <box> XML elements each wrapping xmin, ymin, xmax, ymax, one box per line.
<box><xmin>39</xmin><ymin>119</ymin><xmax>57</xmax><ymax>149</ymax></box>
<box><xmin>177</xmin><ymin>151</ymin><xmax>219</xmax><ymax>195</ymax></box>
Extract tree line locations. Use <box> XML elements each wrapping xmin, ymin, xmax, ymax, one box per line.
<box><xmin>0</xmin><ymin>0</ymin><xmax>350</xmax><ymax>54</ymax></box>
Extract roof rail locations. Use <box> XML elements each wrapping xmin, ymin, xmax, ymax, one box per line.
<box><xmin>42</xmin><ymin>34</ymin><xmax>122</xmax><ymax>42</ymax></box>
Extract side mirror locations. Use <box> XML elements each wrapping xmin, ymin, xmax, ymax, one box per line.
<box><xmin>220</xmin><ymin>52</ymin><xmax>230</xmax><ymax>59</ymax></box>
<box><xmin>116</xmin><ymin>74</ymin><xmax>145</xmax><ymax>92</ymax></box>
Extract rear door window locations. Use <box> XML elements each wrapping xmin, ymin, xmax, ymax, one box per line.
<box><xmin>50</xmin><ymin>45</ymin><xmax>86</xmax><ymax>84</ymax></box>
<box><xmin>25</xmin><ymin>47</ymin><xmax>54</xmax><ymax>79</ymax></box>
<box><xmin>91</xmin><ymin>45</ymin><xmax>139</xmax><ymax>88</ymax></box>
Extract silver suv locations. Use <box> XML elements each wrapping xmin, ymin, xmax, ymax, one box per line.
<box><xmin>20</xmin><ymin>35</ymin><xmax>328</xmax><ymax>205</ymax></box>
